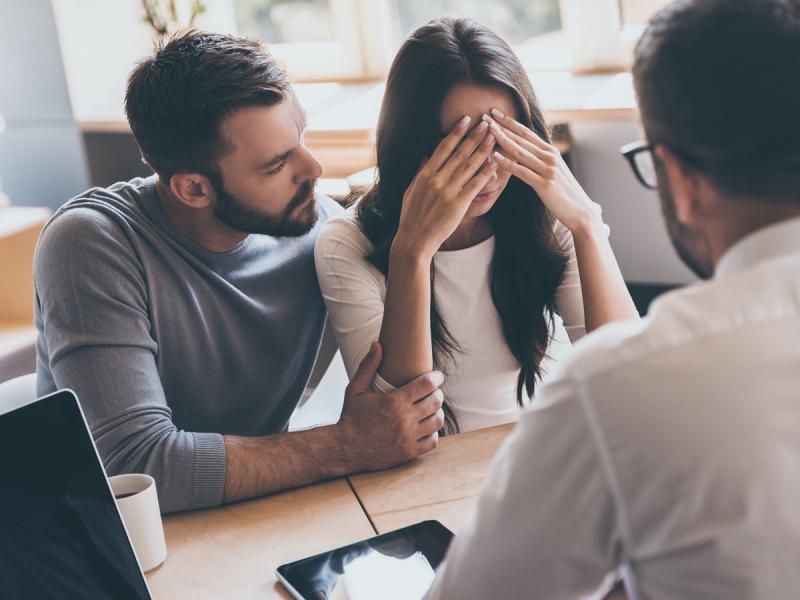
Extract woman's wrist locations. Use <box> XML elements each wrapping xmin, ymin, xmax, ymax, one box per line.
<box><xmin>390</xmin><ymin>234</ymin><xmax>435</xmax><ymax>267</ymax></box>
<box><xmin>567</xmin><ymin>205</ymin><xmax>609</xmax><ymax>243</ymax></box>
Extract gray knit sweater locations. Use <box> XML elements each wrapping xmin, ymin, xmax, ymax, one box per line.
<box><xmin>34</xmin><ymin>176</ymin><xmax>342</xmax><ymax>513</ymax></box>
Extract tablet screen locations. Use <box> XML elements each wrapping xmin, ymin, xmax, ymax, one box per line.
<box><xmin>277</xmin><ymin>520</ymin><xmax>453</xmax><ymax>600</ymax></box>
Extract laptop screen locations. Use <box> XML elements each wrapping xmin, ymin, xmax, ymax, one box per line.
<box><xmin>0</xmin><ymin>390</ymin><xmax>151</xmax><ymax>599</ymax></box>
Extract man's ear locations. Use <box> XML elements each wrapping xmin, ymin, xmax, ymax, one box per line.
<box><xmin>654</xmin><ymin>145</ymin><xmax>704</xmax><ymax>225</ymax></box>
<box><xmin>169</xmin><ymin>173</ymin><xmax>214</xmax><ymax>209</ymax></box>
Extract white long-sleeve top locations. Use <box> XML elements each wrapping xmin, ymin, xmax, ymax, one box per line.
<box><xmin>314</xmin><ymin>207</ymin><xmax>587</xmax><ymax>432</ymax></box>
<box><xmin>427</xmin><ymin>216</ymin><xmax>800</xmax><ymax>599</ymax></box>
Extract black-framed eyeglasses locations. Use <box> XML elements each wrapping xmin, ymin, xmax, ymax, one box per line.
<box><xmin>621</xmin><ymin>141</ymin><xmax>658</xmax><ymax>190</ymax></box>
<box><xmin>622</xmin><ymin>141</ymin><xmax>708</xmax><ymax>191</ymax></box>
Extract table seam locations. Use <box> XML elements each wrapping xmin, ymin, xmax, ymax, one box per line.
<box><xmin>346</xmin><ymin>477</ymin><xmax>379</xmax><ymax>535</ymax></box>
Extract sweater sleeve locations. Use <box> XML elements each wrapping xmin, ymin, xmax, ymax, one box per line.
<box><xmin>34</xmin><ymin>207</ymin><xmax>226</xmax><ymax>514</ymax></box>
<box><xmin>314</xmin><ymin>216</ymin><xmax>392</xmax><ymax>383</ymax></box>
<box><xmin>553</xmin><ymin>221</ymin><xmax>588</xmax><ymax>343</ymax></box>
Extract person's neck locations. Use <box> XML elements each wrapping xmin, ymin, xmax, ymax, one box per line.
<box><xmin>440</xmin><ymin>216</ymin><xmax>493</xmax><ymax>251</ymax></box>
<box><xmin>155</xmin><ymin>180</ymin><xmax>248</xmax><ymax>253</ymax></box>
<box><xmin>709</xmin><ymin>201</ymin><xmax>800</xmax><ymax>269</ymax></box>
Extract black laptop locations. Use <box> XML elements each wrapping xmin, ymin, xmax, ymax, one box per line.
<box><xmin>0</xmin><ymin>389</ymin><xmax>151</xmax><ymax>599</ymax></box>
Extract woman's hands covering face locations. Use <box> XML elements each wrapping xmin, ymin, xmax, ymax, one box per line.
<box><xmin>485</xmin><ymin>109</ymin><xmax>609</xmax><ymax>238</ymax></box>
<box><xmin>392</xmin><ymin>116</ymin><xmax>498</xmax><ymax>261</ymax></box>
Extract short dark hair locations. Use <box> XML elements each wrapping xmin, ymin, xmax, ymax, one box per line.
<box><xmin>633</xmin><ymin>0</ymin><xmax>800</xmax><ymax>201</ymax></box>
<box><xmin>125</xmin><ymin>30</ymin><xmax>290</xmax><ymax>183</ymax></box>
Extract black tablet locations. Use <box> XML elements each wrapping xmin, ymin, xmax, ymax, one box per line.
<box><xmin>276</xmin><ymin>520</ymin><xmax>453</xmax><ymax>600</ymax></box>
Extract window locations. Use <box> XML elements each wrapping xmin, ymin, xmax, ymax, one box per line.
<box><xmin>231</xmin><ymin>0</ymin><xmax>573</xmax><ymax>79</ymax></box>
<box><xmin>557</xmin><ymin>0</ymin><xmax>672</xmax><ymax>72</ymax></box>
<box><xmin>619</xmin><ymin>0</ymin><xmax>671</xmax><ymax>26</ymax></box>
<box><xmin>231</xmin><ymin>0</ymin><xmax>669</xmax><ymax>79</ymax></box>
<box><xmin>393</xmin><ymin>0</ymin><xmax>562</xmax><ymax>43</ymax></box>
<box><xmin>54</xmin><ymin>0</ymin><xmax>671</xmax><ymax>121</ymax></box>
<box><xmin>393</xmin><ymin>0</ymin><xmax>570</xmax><ymax>72</ymax></box>
<box><xmin>232</xmin><ymin>0</ymin><xmax>373</xmax><ymax>80</ymax></box>
<box><xmin>234</xmin><ymin>0</ymin><xmax>337</xmax><ymax>42</ymax></box>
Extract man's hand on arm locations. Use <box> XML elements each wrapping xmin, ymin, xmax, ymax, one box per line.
<box><xmin>222</xmin><ymin>342</ymin><xmax>445</xmax><ymax>504</ymax></box>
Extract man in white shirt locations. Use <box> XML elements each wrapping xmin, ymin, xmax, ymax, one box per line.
<box><xmin>426</xmin><ymin>0</ymin><xmax>800</xmax><ymax>598</ymax></box>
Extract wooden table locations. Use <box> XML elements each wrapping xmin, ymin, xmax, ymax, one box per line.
<box><xmin>145</xmin><ymin>423</ymin><xmax>626</xmax><ymax>598</ymax></box>
<box><xmin>350</xmin><ymin>423</ymin><xmax>626</xmax><ymax>600</ymax></box>
<box><xmin>145</xmin><ymin>425</ymin><xmax>515</xmax><ymax>598</ymax></box>
<box><xmin>145</xmin><ymin>479</ymin><xmax>375</xmax><ymax>599</ymax></box>
<box><xmin>349</xmin><ymin>423</ymin><xmax>514</xmax><ymax>534</ymax></box>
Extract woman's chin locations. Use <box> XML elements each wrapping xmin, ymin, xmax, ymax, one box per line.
<box><xmin>467</xmin><ymin>190</ymin><xmax>500</xmax><ymax>217</ymax></box>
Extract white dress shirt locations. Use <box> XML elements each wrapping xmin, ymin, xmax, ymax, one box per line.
<box><xmin>427</xmin><ymin>216</ymin><xmax>800</xmax><ymax>600</ymax></box>
<box><xmin>314</xmin><ymin>208</ymin><xmax>586</xmax><ymax>431</ymax></box>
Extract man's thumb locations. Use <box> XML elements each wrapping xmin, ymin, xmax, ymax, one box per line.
<box><xmin>348</xmin><ymin>342</ymin><xmax>382</xmax><ymax>393</ymax></box>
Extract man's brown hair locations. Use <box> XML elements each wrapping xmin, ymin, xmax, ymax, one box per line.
<box><xmin>125</xmin><ymin>30</ymin><xmax>290</xmax><ymax>183</ymax></box>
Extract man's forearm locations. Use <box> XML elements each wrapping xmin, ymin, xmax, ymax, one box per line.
<box><xmin>223</xmin><ymin>338</ymin><xmax>445</xmax><ymax>505</ymax></box>
<box><xmin>222</xmin><ymin>425</ymin><xmax>355</xmax><ymax>504</ymax></box>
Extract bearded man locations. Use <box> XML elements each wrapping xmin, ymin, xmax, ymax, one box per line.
<box><xmin>34</xmin><ymin>31</ymin><xmax>444</xmax><ymax>514</ymax></box>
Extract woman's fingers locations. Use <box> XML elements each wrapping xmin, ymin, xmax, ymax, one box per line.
<box><xmin>493</xmin><ymin>151</ymin><xmax>546</xmax><ymax>190</ymax></box>
<box><xmin>437</xmin><ymin>120</ymin><xmax>491</xmax><ymax>179</ymax></box>
<box><xmin>425</xmin><ymin>115</ymin><xmax>472</xmax><ymax>173</ymax></box>
<box><xmin>487</xmin><ymin>118</ymin><xmax>551</xmax><ymax>175</ymax></box>
<box><xmin>459</xmin><ymin>156</ymin><xmax>499</xmax><ymax>202</ymax></box>
<box><xmin>448</xmin><ymin>131</ymin><xmax>496</xmax><ymax>190</ymax></box>
<box><xmin>496</xmin><ymin>122</ymin><xmax>555</xmax><ymax>165</ymax></box>
<box><xmin>489</xmin><ymin>107</ymin><xmax>551</xmax><ymax>152</ymax></box>
<box><xmin>497</xmin><ymin>122</ymin><xmax>584</xmax><ymax>189</ymax></box>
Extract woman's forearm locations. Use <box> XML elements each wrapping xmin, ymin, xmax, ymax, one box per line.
<box><xmin>377</xmin><ymin>243</ymin><xmax>435</xmax><ymax>387</ymax></box>
<box><xmin>571</xmin><ymin>224</ymin><xmax>639</xmax><ymax>332</ymax></box>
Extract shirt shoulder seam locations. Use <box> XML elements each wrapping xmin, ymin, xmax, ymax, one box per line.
<box><xmin>573</xmin><ymin>374</ymin><xmax>634</xmax><ymax>561</ymax></box>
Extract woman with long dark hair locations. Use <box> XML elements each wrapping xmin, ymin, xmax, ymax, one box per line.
<box><xmin>315</xmin><ymin>17</ymin><xmax>638</xmax><ymax>433</ymax></box>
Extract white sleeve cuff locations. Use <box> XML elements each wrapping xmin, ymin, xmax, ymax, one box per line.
<box><xmin>371</xmin><ymin>372</ymin><xmax>398</xmax><ymax>393</ymax></box>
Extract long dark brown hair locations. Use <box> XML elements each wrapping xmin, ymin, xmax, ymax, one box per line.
<box><xmin>357</xmin><ymin>17</ymin><xmax>568</xmax><ymax>433</ymax></box>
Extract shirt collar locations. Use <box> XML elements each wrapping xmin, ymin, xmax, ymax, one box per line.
<box><xmin>716</xmin><ymin>216</ymin><xmax>800</xmax><ymax>277</ymax></box>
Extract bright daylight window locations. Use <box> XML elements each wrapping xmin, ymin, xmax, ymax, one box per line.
<box><xmin>235</xmin><ymin>0</ymin><xmax>337</xmax><ymax>41</ymax></box>
<box><xmin>231</xmin><ymin>0</ymin><xmax>673</xmax><ymax>81</ymax></box>
<box><xmin>618</xmin><ymin>0</ymin><xmax>670</xmax><ymax>26</ymax></box>
<box><xmin>394</xmin><ymin>0</ymin><xmax>569</xmax><ymax>71</ymax></box>
<box><xmin>232</xmin><ymin>0</ymin><xmax>569</xmax><ymax>79</ymax></box>
<box><xmin>394</xmin><ymin>0</ymin><xmax>561</xmax><ymax>44</ymax></box>
<box><xmin>233</xmin><ymin>0</ymin><xmax>369</xmax><ymax>80</ymax></box>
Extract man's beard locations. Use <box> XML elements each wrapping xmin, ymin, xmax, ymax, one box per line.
<box><xmin>209</xmin><ymin>172</ymin><xmax>318</xmax><ymax>237</ymax></box>
<box><xmin>655</xmin><ymin>161</ymin><xmax>714</xmax><ymax>280</ymax></box>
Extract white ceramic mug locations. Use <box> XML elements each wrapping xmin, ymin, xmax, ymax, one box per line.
<box><xmin>108</xmin><ymin>473</ymin><xmax>167</xmax><ymax>572</ymax></box>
